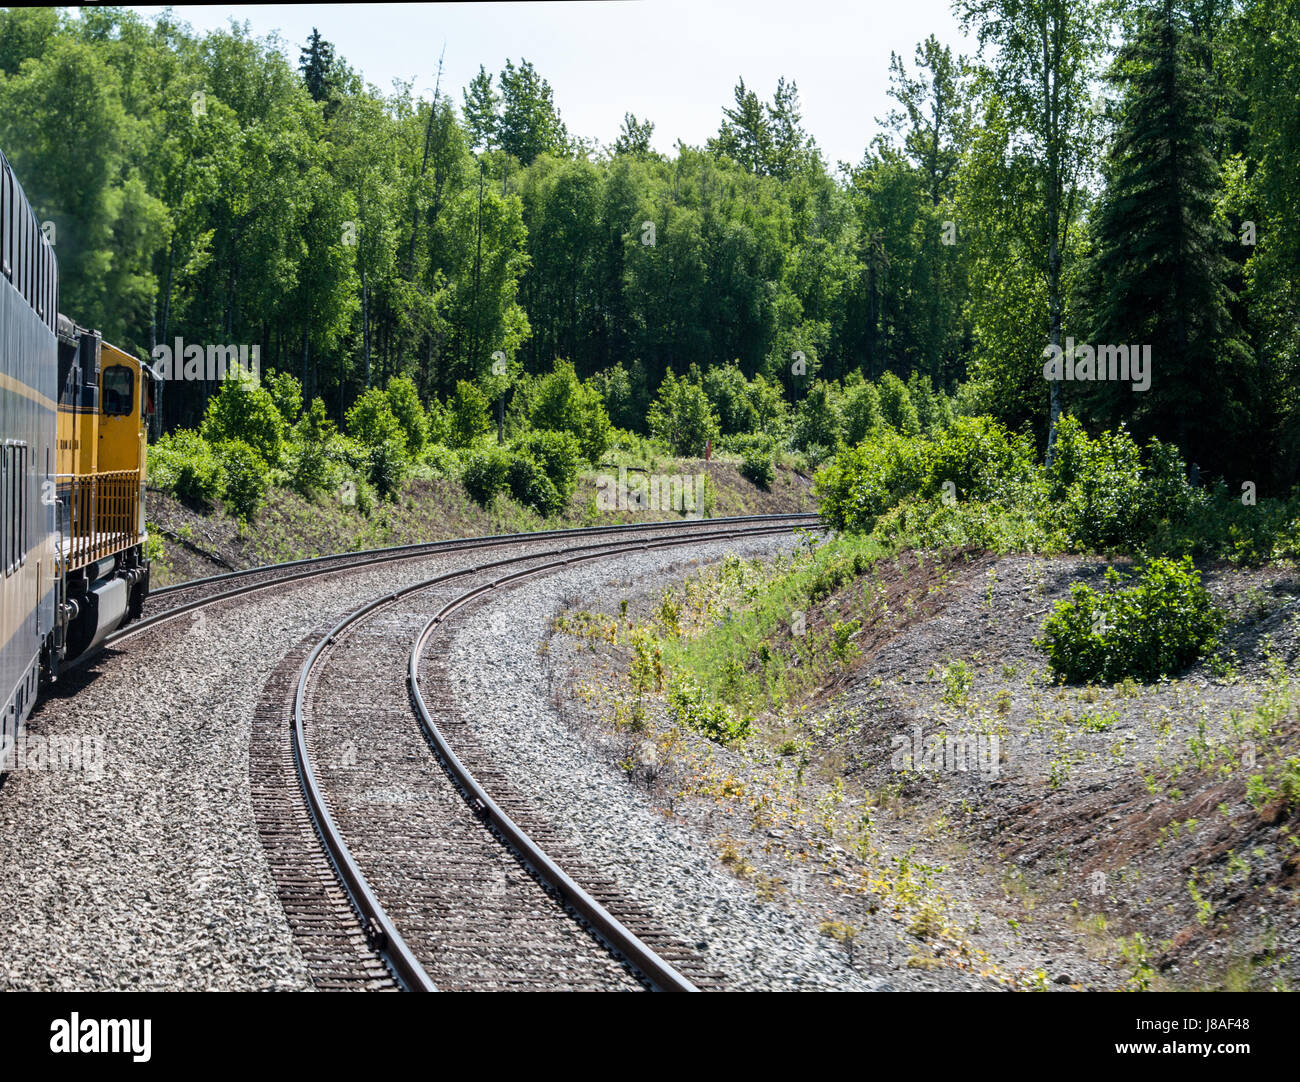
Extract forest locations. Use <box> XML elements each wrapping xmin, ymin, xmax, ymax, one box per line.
<box><xmin>0</xmin><ymin>1</ymin><xmax>1296</xmax><ymax>509</ymax></box>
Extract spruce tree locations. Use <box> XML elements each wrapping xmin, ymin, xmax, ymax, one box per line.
<box><xmin>1082</xmin><ymin>0</ymin><xmax>1253</xmax><ymax>477</ymax></box>
<box><xmin>298</xmin><ymin>29</ymin><xmax>338</xmax><ymax>103</ymax></box>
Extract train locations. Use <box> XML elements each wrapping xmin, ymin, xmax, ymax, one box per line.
<box><xmin>1</xmin><ymin>147</ymin><xmax>154</xmax><ymax>759</ymax></box>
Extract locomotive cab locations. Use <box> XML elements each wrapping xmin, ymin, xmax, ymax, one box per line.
<box><xmin>53</xmin><ymin>323</ymin><xmax>150</xmax><ymax>668</ymax></box>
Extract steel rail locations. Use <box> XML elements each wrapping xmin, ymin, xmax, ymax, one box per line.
<box><xmin>66</xmin><ymin>514</ymin><xmax>819</xmax><ymax>674</ymax></box>
<box><xmin>151</xmin><ymin>513</ymin><xmax>820</xmax><ymax>598</ymax></box>
<box><xmin>299</xmin><ymin>520</ymin><xmax>811</xmax><ymax>992</ymax></box>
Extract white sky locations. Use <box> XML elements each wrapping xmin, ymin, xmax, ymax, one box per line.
<box><xmin>124</xmin><ymin>1</ymin><xmax>976</xmax><ymax>169</ymax></box>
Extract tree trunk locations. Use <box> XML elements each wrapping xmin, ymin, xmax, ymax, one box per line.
<box><xmin>362</xmin><ymin>265</ymin><xmax>371</xmax><ymax>388</ymax></box>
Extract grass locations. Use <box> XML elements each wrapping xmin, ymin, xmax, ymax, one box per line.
<box><xmin>653</xmin><ymin>531</ymin><xmax>960</xmax><ymax>717</ymax></box>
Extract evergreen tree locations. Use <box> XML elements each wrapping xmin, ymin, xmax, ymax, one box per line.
<box><xmin>298</xmin><ymin>28</ymin><xmax>338</xmax><ymax>103</ymax></box>
<box><xmin>1082</xmin><ymin>0</ymin><xmax>1253</xmax><ymax>477</ymax></box>
<box><xmin>767</xmin><ymin>77</ymin><xmax>816</xmax><ymax>179</ymax></box>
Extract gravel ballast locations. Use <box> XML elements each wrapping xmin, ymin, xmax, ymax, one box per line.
<box><xmin>442</xmin><ymin>535</ymin><xmax>897</xmax><ymax>991</ymax></box>
<box><xmin>0</xmin><ymin>525</ymin><xmax>803</xmax><ymax>991</ymax></box>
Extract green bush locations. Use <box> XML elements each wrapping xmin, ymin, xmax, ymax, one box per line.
<box><xmin>346</xmin><ymin>387</ymin><xmax>405</xmax><ymax>451</ymax></box>
<box><xmin>385</xmin><ymin>375</ymin><xmax>428</xmax><ymax>455</ymax></box>
<box><xmin>462</xmin><ymin>445</ymin><xmax>512</xmax><ymax>506</ymax></box>
<box><xmin>1035</xmin><ymin>557</ymin><xmax>1224</xmax><ymax>683</ymax></box>
<box><xmin>790</xmin><ymin>380</ymin><xmax>843</xmax><ymax>452</ymax></box>
<box><xmin>702</xmin><ymin>361</ymin><xmax>759</xmax><ymax>435</ymax></box>
<box><xmin>746</xmin><ymin>373</ymin><xmax>789</xmax><ymax>436</ymax></box>
<box><xmin>665</xmin><ymin>676</ymin><xmax>752</xmax><ymax>743</ymax></box>
<box><xmin>215</xmin><ymin>439</ymin><xmax>269</xmax><ymax>520</ymax></box>
<box><xmin>877</xmin><ymin>371</ymin><xmax>920</xmax><ymax>435</ymax></box>
<box><xmin>842</xmin><ymin>377</ymin><xmax>883</xmax><ymax>445</ymax></box>
<box><xmin>1047</xmin><ymin>415</ymin><xmax>1198</xmax><ymax>552</ymax></box>
<box><xmin>419</xmin><ymin>442</ymin><xmax>462</xmax><ymax>477</ymax></box>
<box><xmin>424</xmin><ymin>397</ymin><xmax>451</xmax><ymax>447</ymax></box>
<box><xmin>506</xmin><ymin>453</ymin><xmax>564</xmax><ymax>517</ymax></box>
<box><xmin>589</xmin><ymin>362</ymin><xmax>643</xmax><ymax>432</ymax></box>
<box><xmin>448</xmin><ymin>380</ymin><xmax>492</xmax><ymax>448</ymax></box>
<box><xmin>263</xmin><ymin>370</ymin><xmax>303</xmax><ymax>426</ymax></box>
<box><xmin>869</xmin><ymin>496</ymin><xmax>1066</xmax><ymax>556</ymax></box>
<box><xmin>919</xmin><ymin>415</ymin><xmax>1037</xmax><ymax>502</ymax></box>
<box><xmin>201</xmin><ymin>370</ymin><xmax>285</xmax><ymax>465</ymax></box>
<box><xmin>367</xmin><ymin>437</ymin><xmax>407</xmax><ymax>499</ymax></box>
<box><xmin>528</xmin><ymin>360</ymin><xmax>611</xmax><ymax>463</ymax></box>
<box><xmin>286</xmin><ymin>397</ymin><xmax>336</xmax><ymax>497</ymax></box>
<box><xmin>740</xmin><ymin>448</ymin><xmax>776</xmax><ymax>489</ymax></box>
<box><xmin>149</xmin><ymin>429</ymin><xmax>225</xmax><ymax>507</ymax></box>
<box><xmin>648</xmin><ymin>370</ymin><xmax>720</xmax><ymax>456</ymax></box>
<box><xmin>515</xmin><ymin>430</ymin><xmax>581</xmax><ymax>506</ymax></box>
<box><xmin>813</xmin><ymin>427</ymin><xmax>928</xmax><ymax>532</ymax></box>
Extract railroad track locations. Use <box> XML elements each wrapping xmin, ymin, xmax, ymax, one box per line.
<box><xmin>292</xmin><ymin>521</ymin><xmax>810</xmax><ymax>991</ymax></box>
<box><xmin>55</xmin><ymin>514</ymin><xmax>819</xmax><ymax>990</ymax></box>
<box><xmin>143</xmin><ymin>514</ymin><xmax>818</xmax><ymax>625</ymax></box>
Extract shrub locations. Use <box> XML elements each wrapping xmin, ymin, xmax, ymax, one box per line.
<box><xmin>420</xmin><ymin>442</ymin><xmax>461</xmax><ymax>477</ymax></box>
<box><xmin>842</xmin><ymin>377</ymin><xmax>883</xmax><ymax>445</ymax></box>
<box><xmin>461</xmin><ymin>445</ymin><xmax>512</xmax><ymax>506</ymax></box>
<box><xmin>346</xmin><ymin>387</ymin><xmax>405</xmax><ymax>450</ymax></box>
<box><xmin>665</xmin><ymin>676</ymin><xmax>752</xmax><ymax>743</ymax></box>
<box><xmin>746</xmin><ymin>373</ymin><xmax>789</xmax><ymax>436</ymax></box>
<box><xmin>515</xmin><ymin>430</ymin><xmax>581</xmax><ymax>506</ymax></box>
<box><xmin>919</xmin><ymin>416</ymin><xmax>1037</xmax><ymax>503</ymax></box>
<box><xmin>385</xmin><ymin>375</ymin><xmax>428</xmax><ymax>455</ymax></box>
<box><xmin>529</xmin><ymin>360</ymin><xmax>611</xmax><ymax>463</ymax></box>
<box><xmin>702</xmin><ymin>361</ymin><xmax>759</xmax><ymax>435</ymax></box>
<box><xmin>448</xmin><ymin>380</ymin><xmax>492</xmax><ymax>448</ymax></box>
<box><xmin>791</xmin><ymin>380</ymin><xmax>844</xmax><ymax>452</ymax></box>
<box><xmin>648</xmin><ymin>370</ymin><xmax>720</xmax><ymax>456</ymax></box>
<box><xmin>506</xmin><ymin>454</ymin><xmax>564</xmax><ymax>516</ymax></box>
<box><xmin>215</xmin><ymin>439</ymin><xmax>269</xmax><ymax>520</ymax></box>
<box><xmin>201</xmin><ymin>371</ymin><xmax>285</xmax><ymax>465</ymax></box>
<box><xmin>263</xmin><ymin>370</ymin><xmax>303</xmax><ymax>426</ymax></box>
<box><xmin>344</xmin><ymin>388</ymin><xmax>410</xmax><ymax>496</ymax></box>
<box><xmin>367</xmin><ymin>437</ymin><xmax>407</xmax><ymax>499</ymax></box>
<box><xmin>877</xmin><ymin>371</ymin><xmax>920</xmax><ymax>435</ymax></box>
<box><xmin>1036</xmin><ymin>557</ymin><xmax>1224</xmax><ymax>683</ymax></box>
<box><xmin>149</xmin><ymin>429</ymin><xmax>224</xmax><ymax>507</ymax></box>
<box><xmin>286</xmin><ymin>397</ymin><xmax>336</xmax><ymax>497</ymax></box>
<box><xmin>740</xmin><ymin>448</ymin><xmax>776</xmax><ymax>489</ymax></box>
<box><xmin>869</xmin><ymin>496</ymin><xmax>1065</xmax><ymax>555</ymax></box>
<box><xmin>814</xmin><ymin>428</ymin><xmax>927</xmax><ymax>533</ymax></box>
<box><xmin>589</xmin><ymin>362</ymin><xmax>642</xmax><ymax>432</ymax></box>
<box><xmin>1048</xmin><ymin>415</ymin><xmax>1199</xmax><ymax>553</ymax></box>
<box><xmin>425</xmin><ymin>397</ymin><xmax>451</xmax><ymax>447</ymax></box>
<box><xmin>907</xmin><ymin>372</ymin><xmax>952</xmax><ymax>433</ymax></box>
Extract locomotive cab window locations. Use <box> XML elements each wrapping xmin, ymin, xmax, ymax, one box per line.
<box><xmin>102</xmin><ymin>364</ymin><xmax>133</xmax><ymax>416</ymax></box>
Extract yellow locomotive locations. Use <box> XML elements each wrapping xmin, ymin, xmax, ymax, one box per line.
<box><xmin>54</xmin><ymin>319</ymin><xmax>153</xmax><ymax>663</ymax></box>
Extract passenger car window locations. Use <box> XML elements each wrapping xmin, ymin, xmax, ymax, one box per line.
<box><xmin>102</xmin><ymin>364</ymin><xmax>133</xmax><ymax>416</ymax></box>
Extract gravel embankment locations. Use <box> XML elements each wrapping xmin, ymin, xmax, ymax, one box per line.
<box><xmin>444</xmin><ymin>535</ymin><xmax>896</xmax><ymax>991</ymax></box>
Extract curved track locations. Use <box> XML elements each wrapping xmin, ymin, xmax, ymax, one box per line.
<box><xmin>296</xmin><ymin>521</ymin><xmax>808</xmax><ymax>991</ymax></box>
<box><xmin>53</xmin><ymin>514</ymin><xmax>819</xmax><ymax>990</ymax></box>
